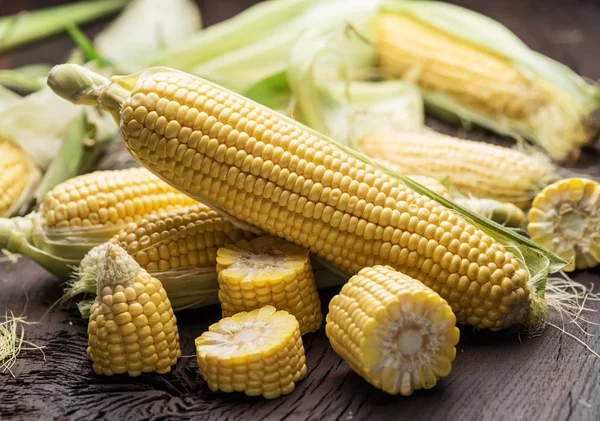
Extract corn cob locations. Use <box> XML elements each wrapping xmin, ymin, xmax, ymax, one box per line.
<box><xmin>216</xmin><ymin>236</ymin><xmax>322</xmax><ymax>335</ymax></box>
<box><xmin>87</xmin><ymin>243</ymin><xmax>181</xmax><ymax>376</ymax></box>
<box><xmin>0</xmin><ymin>136</ymin><xmax>41</xmax><ymax>217</ymax></box>
<box><xmin>528</xmin><ymin>178</ymin><xmax>600</xmax><ymax>272</ymax></box>
<box><xmin>0</xmin><ymin>168</ymin><xmax>197</xmax><ymax>277</ymax></box>
<box><xmin>48</xmin><ymin>64</ymin><xmax>562</xmax><ymax>332</ymax></box>
<box><xmin>376</xmin><ymin>10</ymin><xmax>598</xmax><ymax>161</ymax></box>
<box><xmin>66</xmin><ymin>203</ymin><xmax>255</xmax><ymax>311</ymax></box>
<box><xmin>195</xmin><ymin>305</ymin><xmax>306</xmax><ymax>399</ymax></box>
<box><xmin>327</xmin><ymin>265</ymin><xmax>459</xmax><ymax>396</ymax></box>
<box><xmin>361</xmin><ymin>130</ymin><xmax>556</xmax><ymax>209</ymax></box>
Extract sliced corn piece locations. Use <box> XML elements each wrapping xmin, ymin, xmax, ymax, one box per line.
<box><xmin>87</xmin><ymin>243</ymin><xmax>181</xmax><ymax>376</ymax></box>
<box><xmin>326</xmin><ymin>265</ymin><xmax>459</xmax><ymax>396</ymax></box>
<box><xmin>195</xmin><ymin>305</ymin><xmax>306</xmax><ymax>399</ymax></box>
<box><xmin>216</xmin><ymin>236</ymin><xmax>322</xmax><ymax>335</ymax></box>
<box><xmin>528</xmin><ymin>178</ymin><xmax>600</xmax><ymax>271</ymax></box>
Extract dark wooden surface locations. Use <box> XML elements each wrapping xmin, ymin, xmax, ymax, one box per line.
<box><xmin>2</xmin><ymin>1</ymin><xmax>600</xmax><ymax>420</ymax></box>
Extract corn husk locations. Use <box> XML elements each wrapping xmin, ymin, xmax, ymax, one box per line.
<box><xmin>0</xmin><ymin>0</ymin><xmax>128</xmax><ymax>53</ymax></box>
<box><xmin>379</xmin><ymin>0</ymin><xmax>600</xmax><ymax>161</ymax></box>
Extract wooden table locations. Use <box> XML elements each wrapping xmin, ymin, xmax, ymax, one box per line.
<box><xmin>2</xmin><ymin>1</ymin><xmax>600</xmax><ymax>420</ymax></box>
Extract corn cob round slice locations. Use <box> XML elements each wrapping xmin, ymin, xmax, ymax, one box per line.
<box><xmin>326</xmin><ymin>265</ymin><xmax>459</xmax><ymax>396</ymax></box>
<box><xmin>528</xmin><ymin>178</ymin><xmax>600</xmax><ymax>271</ymax></box>
<box><xmin>48</xmin><ymin>65</ymin><xmax>543</xmax><ymax>331</ymax></box>
<box><xmin>195</xmin><ymin>306</ymin><xmax>306</xmax><ymax>399</ymax></box>
<box><xmin>216</xmin><ymin>236</ymin><xmax>322</xmax><ymax>335</ymax></box>
<box><xmin>0</xmin><ymin>137</ymin><xmax>41</xmax><ymax>217</ymax></box>
<box><xmin>361</xmin><ymin>130</ymin><xmax>556</xmax><ymax>209</ymax></box>
<box><xmin>87</xmin><ymin>243</ymin><xmax>181</xmax><ymax>376</ymax></box>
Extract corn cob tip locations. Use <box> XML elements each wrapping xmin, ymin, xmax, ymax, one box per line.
<box><xmin>96</xmin><ymin>243</ymin><xmax>140</xmax><ymax>292</ymax></box>
<box><xmin>48</xmin><ymin>64</ymin><xmax>109</xmax><ymax>106</ymax></box>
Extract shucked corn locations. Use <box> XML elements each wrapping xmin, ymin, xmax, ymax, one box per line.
<box><xmin>216</xmin><ymin>236</ymin><xmax>322</xmax><ymax>335</ymax></box>
<box><xmin>0</xmin><ymin>168</ymin><xmax>198</xmax><ymax>277</ymax></box>
<box><xmin>68</xmin><ymin>203</ymin><xmax>255</xmax><ymax>312</ymax></box>
<box><xmin>361</xmin><ymin>130</ymin><xmax>556</xmax><ymax>209</ymax></box>
<box><xmin>195</xmin><ymin>306</ymin><xmax>306</xmax><ymax>399</ymax></box>
<box><xmin>49</xmin><ymin>65</ymin><xmax>544</xmax><ymax>331</ymax></box>
<box><xmin>528</xmin><ymin>178</ymin><xmax>600</xmax><ymax>271</ymax></box>
<box><xmin>0</xmin><ymin>137</ymin><xmax>40</xmax><ymax>217</ymax></box>
<box><xmin>327</xmin><ymin>266</ymin><xmax>459</xmax><ymax>396</ymax></box>
<box><xmin>87</xmin><ymin>243</ymin><xmax>181</xmax><ymax>376</ymax></box>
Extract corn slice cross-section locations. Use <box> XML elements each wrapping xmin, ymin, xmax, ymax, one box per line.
<box><xmin>216</xmin><ymin>236</ymin><xmax>322</xmax><ymax>335</ymax></box>
<box><xmin>528</xmin><ymin>178</ymin><xmax>600</xmax><ymax>271</ymax></box>
<box><xmin>195</xmin><ymin>306</ymin><xmax>307</xmax><ymax>399</ymax></box>
<box><xmin>326</xmin><ymin>265</ymin><xmax>459</xmax><ymax>396</ymax></box>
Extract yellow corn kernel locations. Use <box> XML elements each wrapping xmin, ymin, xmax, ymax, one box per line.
<box><xmin>361</xmin><ymin>130</ymin><xmax>555</xmax><ymax>209</ymax></box>
<box><xmin>216</xmin><ymin>236</ymin><xmax>322</xmax><ymax>335</ymax></box>
<box><xmin>87</xmin><ymin>243</ymin><xmax>181</xmax><ymax>376</ymax></box>
<box><xmin>49</xmin><ymin>65</ymin><xmax>539</xmax><ymax>331</ymax></box>
<box><xmin>195</xmin><ymin>306</ymin><xmax>306</xmax><ymax>399</ymax></box>
<box><xmin>528</xmin><ymin>178</ymin><xmax>600</xmax><ymax>271</ymax></box>
<box><xmin>376</xmin><ymin>13</ymin><xmax>592</xmax><ymax>161</ymax></box>
<box><xmin>326</xmin><ymin>266</ymin><xmax>459</xmax><ymax>396</ymax></box>
<box><xmin>0</xmin><ymin>137</ymin><xmax>40</xmax><ymax>217</ymax></box>
<box><xmin>40</xmin><ymin>167</ymin><xmax>197</xmax><ymax>231</ymax></box>
<box><xmin>405</xmin><ymin>174</ymin><xmax>449</xmax><ymax>197</ymax></box>
<box><xmin>114</xmin><ymin>203</ymin><xmax>255</xmax><ymax>273</ymax></box>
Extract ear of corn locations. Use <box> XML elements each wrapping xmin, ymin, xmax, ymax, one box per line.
<box><xmin>528</xmin><ymin>178</ymin><xmax>600</xmax><ymax>272</ymax></box>
<box><xmin>0</xmin><ymin>168</ymin><xmax>197</xmax><ymax>277</ymax></box>
<box><xmin>195</xmin><ymin>305</ymin><xmax>306</xmax><ymax>399</ymax></box>
<box><xmin>216</xmin><ymin>236</ymin><xmax>322</xmax><ymax>335</ymax></box>
<box><xmin>0</xmin><ymin>137</ymin><xmax>41</xmax><ymax>217</ymax></box>
<box><xmin>376</xmin><ymin>3</ymin><xmax>600</xmax><ymax>161</ymax></box>
<box><xmin>87</xmin><ymin>243</ymin><xmax>181</xmax><ymax>376</ymax></box>
<box><xmin>48</xmin><ymin>64</ymin><xmax>567</xmax><ymax>333</ymax></box>
<box><xmin>327</xmin><ymin>265</ymin><xmax>459</xmax><ymax>396</ymax></box>
<box><xmin>361</xmin><ymin>130</ymin><xmax>556</xmax><ymax>209</ymax></box>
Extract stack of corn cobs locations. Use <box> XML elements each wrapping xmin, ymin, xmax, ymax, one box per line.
<box><xmin>2</xmin><ymin>0</ymin><xmax>600</xmax><ymax>398</ymax></box>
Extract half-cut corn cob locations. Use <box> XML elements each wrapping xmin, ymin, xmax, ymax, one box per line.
<box><xmin>87</xmin><ymin>243</ymin><xmax>181</xmax><ymax>376</ymax></box>
<box><xmin>195</xmin><ymin>305</ymin><xmax>306</xmax><ymax>399</ymax></box>
<box><xmin>68</xmin><ymin>203</ymin><xmax>255</xmax><ymax>312</ymax></box>
<box><xmin>0</xmin><ymin>136</ymin><xmax>41</xmax><ymax>217</ymax></box>
<box><xmin>327</xmin><ymin>265</ymin><xmax>459</xmax><ymax>396</ymax></box>
<box><xmin>48</xmin><ymin>64</ymin><xmax>565</xmax><ymax>332</ymax></box>
<box><xmin>528</xmin><ymin>178</ymin><xmax>600</xmax><ymax>272</ymax></box>
<box><xmin>376</xmin><ymin>6</ymin><xmax>599</xmax><ymax>161</ymax></box>
<box><xmin>362</xmin><ymin>130</ymin><xmax>556</xmax><ymax>209</ymax></box>
<box><xmin>216</xmin><ymin>236</ymin><xmax>322</xmax><ymax>335</ymax></box>
<box><xmin>0</xmin><ymin>168</ymin><xmax>197</xmax><ymax>277</ymax></box>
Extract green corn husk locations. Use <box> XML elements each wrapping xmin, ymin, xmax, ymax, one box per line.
<box><xmin>0</xmin><ymin>0</ymin><xmax>128</xmax><ymax>54</ymax></box>
<box><xmin>0</xmin><ymin>65</ymin><xmax>52</xmax><ymax>92</ymax></box>
<box><xmin>286</xmin><ymin>24</ymin><xmax>423</xmax><ymax>146</ymax></box>
<box><xmin>378</xmin><ymin>0</ymin><xmax>600</xmax><ymax>161</ymax></box>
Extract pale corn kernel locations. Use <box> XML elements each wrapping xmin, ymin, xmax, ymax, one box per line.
<box><xmin>119</xmin><ymin>70</ymin><xmax>533</xmax><ymax>330</ymax></box>
<box><xmin>195</xmin><ymin>306</ymin><xmax>306</xmax><ymax>399</ymax></box>
<box><xmin>87</xmin><ymin>244</ymin><xmax>181</xmax><ymax>376</ymax></box>
<box><xmin>326</xmin><ymin>266</ymin><xmax>459</xmax><ymax>396</ymax></box>
<box><xmin>216</xmin><ymin>236</ymin><xmax>322</xmax><ymax>335</ymax></box>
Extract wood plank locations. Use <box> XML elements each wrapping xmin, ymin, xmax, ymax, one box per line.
<box><xmin>2</xmin><ymin>1</ymin><xmax>600</xmax><ymax>420</ymax></box>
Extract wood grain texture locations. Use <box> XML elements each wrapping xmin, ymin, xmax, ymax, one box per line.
<box><xmin>2</xmin><ymin>1</ymin><xmax>600</xmax><ymax>420</ymax></box>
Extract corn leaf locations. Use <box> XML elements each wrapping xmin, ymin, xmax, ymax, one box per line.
<box><xmin>95</xmin><ymin>0</ymin><xmax>202</xmax><ymax>72</ymax></box>
<box><xmin>243</xmin><ymin>71</ymin><xmax>292</xmax><ymax>114</ymax></box>
<box><xmin>0</xmin><ymin>64</ymin><xmax>52</xmax><ymax>92</ymax></box>
<box><xmin>287</xmin><ymin>25</ymin><xmax>423</xmax><ymax>146</ymax></box>
<box><xmin>0</xmin><ymin>0</ymin><xmax>129</xmax><ymax>54</ymax></box>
